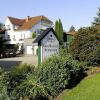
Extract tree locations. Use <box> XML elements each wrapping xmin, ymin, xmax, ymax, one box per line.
<box><xmin>59</xmin><ymin>19</ymin><xmax>64</xmax><ymax>44</ymax></box>
<box><xmin>55</xmin><ymin>20</ymin><xmax>59</xmax><ymax>39</ymax></box>
<box><xmin>93</xmin><ymin>7</ymin><xmax>100</xmax><ymax>26</ymax></box>
<box><xmin>55</xmin><ymin>19</ymin><xmax>64</xmax><ymax>45</ymax></box>
<box><xmin>69</xmin><ymin>25</ymin><xmax>75</xmax><ymax>32</ymax></box>
<box><xmin>0</xmin><ymin>23</ymin><xmax>6</xmax><ymax>57</ymax></box>
<box><xmin>32</xmin><ymin>32</ymin><xmax>36</xmax><ymax>38</ymax></box>
<box><xmin>70</xmin><ymin>27</ymin><xmax>100</xmax><ymax>65</ymax></box>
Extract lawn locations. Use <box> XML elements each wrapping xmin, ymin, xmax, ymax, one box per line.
<box><xmin>56</xmin><ymin>73</ymin><xmax>100</xmax><ymax>100</ymax></box>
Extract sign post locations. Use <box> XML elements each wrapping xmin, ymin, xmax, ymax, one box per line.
<box><xmin>37</xmin><ymin>28</ymin><xmax>59</xmax><ymax>65</ymax></box>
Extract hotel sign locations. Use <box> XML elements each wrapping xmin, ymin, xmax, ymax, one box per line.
<box><xmin>40</xmin><ymin>31</ymin><xmax>59</xmax><ymax>63</ymax></box>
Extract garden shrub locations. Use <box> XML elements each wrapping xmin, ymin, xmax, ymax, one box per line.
<box><xmin>6</xmin><ymin>64</ymin><xmax>35</xmax><ymax>97</ymax></box>
<box><xmin>0</xmin><ymin>49</ymin><xmax>86</xmax><ymax>99</ymax></box>
<box><xmin>11</xmin><ymin>74</ymin><xmax>49</xmax><ymax>100</ymax></box>
<box><xmin>36</xmin><ymin>51</ymin><xmax>85</xmax><ymax>98</ymax></box>
<box><xmin>37</xmin><ymin>55</ymin><xmax>70</xmax><ymax>97</ymax></box>
<box><xmin>0</xmin><ymin>68</ymin><xmax>10</xmax><ymax>100</ymax></box>
<box><xmin>70</xmin><ymin>27</ymin><xmax>100</xmax><ymax>65</ymax></box>
<box><xmin>32</xmin><ymin>32</ymin><xmax>36</xmax><ymax>39</ymax></box>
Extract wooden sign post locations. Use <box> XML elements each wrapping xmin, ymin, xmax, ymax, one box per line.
<box><xmin>33</xmin><ymin>28</ymin><xmax>59</xmax><ymax>65</ymax></box>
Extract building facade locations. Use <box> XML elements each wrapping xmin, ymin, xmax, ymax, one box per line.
<box><xmin>4</xmin><ymin>15</ymin><xmax>53</xmax><ymax>54</ymax></box>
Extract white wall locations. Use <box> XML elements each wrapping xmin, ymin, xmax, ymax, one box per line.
<box><xmin>33</xmin><ymin>45</ymin><xmax>38</xmax><ymax>55</ymax></box>
<box><xmin>41</xmin><ymin>31</ymin><xmax>59</xmax><ymax>61</ymax></box>
<box><xmin>4</xmin><ymin>17</ymin><xmax>32</xmax><ymax>44</ymax></box>
<box><xmin>5</xmin><ymin>30</ymin><xmax>31</xmax><ymax>44</ymax></box>
<box><xmin>5</xmin><ymin>17</ymin><xmax>14</xmax><ymax>31</ymax></box>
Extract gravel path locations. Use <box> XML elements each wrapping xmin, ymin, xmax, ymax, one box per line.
<box><xmin>0</xmin><ymin>55</ymin><xmax>38</xmax><ymax>70</ymax></box>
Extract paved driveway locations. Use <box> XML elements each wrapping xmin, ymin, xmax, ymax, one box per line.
<box><xmin>0</xmin><ymin>55</ymin><xmax>38</xmax><ymax>71</ymax></box>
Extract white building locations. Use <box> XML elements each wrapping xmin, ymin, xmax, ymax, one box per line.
<box><xmin>4</xmin><ymin>15</ymin><xmax>53</xmax><ymax>54</ymax></box>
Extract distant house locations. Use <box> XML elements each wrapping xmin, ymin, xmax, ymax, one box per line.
<box><xmin>4</xmin><ymin>15</ymin><xmax>53</xmax><ymax>54</ymax></box>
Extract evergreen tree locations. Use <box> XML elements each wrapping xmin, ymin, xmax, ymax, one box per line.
<box><xmin>93</xmin><ymin>7</ymin><xmax>100</xmax><ymax>26</ymax></box>
<box><xmin>55</xmin><ymin>19</ymin><xmax>64</xmax><ymax>45</ymax></box>
<box><xmin>59</xmin><ymin>19</ymin><xmax>63</xmax><ymax>44</ymax></box>
<box><xmin>55</xmin><ymin>20</ymin><xmax>59</xmax><ymax>39</ymax></box>
<box><xmin>69</xmin><ymin>25</ymin><xmax>75</xmax><ymax>32</ymax></box>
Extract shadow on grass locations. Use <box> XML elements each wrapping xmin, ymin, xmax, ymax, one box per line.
<box><xmin>0</xmin><ymin>60</ymin><xmax>22</xmax><ymax>71</ymax></box>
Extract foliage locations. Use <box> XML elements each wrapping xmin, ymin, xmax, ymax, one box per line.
<box><xmin>0</xmin><ymin>68</ymin><xmax>10</xmax><ymax>100</ymax></box>
<box><xmin>55</xmin><ymin>20</ymin><xmax>59</xmax><ymax>39</ymax></box>
<box><xmin>6</xmin><ymin>64</ymin><xmax>49</xmax><ymax>100</ymax></box>
<box><xmin>0</xmin><ymin>49</ymin><xmax>86</xmax><ymax>99</ymax></box>
<box><xmin>59</xmin><ymin>73</ymin><xmax>100</xmax><ymax>100</ymax></box>
<box><xmin>37</xmin><ymin>55</ymin><xmax>70</xmax><ymax>97</ymax></box>
<box><xmin>55</xmin><ymin>19</ymin><xmax>64</xmax><ymax>45</ymax></box>
<box><xmin>13</xmin><ymin>44</ymin><xmax>19</xmax><ymax>52</ymax></box>
<box><xmin>0</xmin><ymin>67</ymin><xmax>3</xmax><ymax>75</ymax></box>
<box><xmin>92</xmin><ymin>7</ymin><xmax>100</xmax><ymax>26</ymax></box>
<box><xmin>69</xmin><ymin>25</ymin><xmax>76</xmax><ymax>32</ymax></box>
<box><xmin>32</xmin><ymin>32</ymin><xmax>36</xmax><ymax>39</ymax></box>
<box><xmin>11</xmin><ymin>74</ymin><xmax>49</xmax><ymax>100</ymax></box>
<box><xmin>6</xmin><ymin>64</ymin><xmax>34</xmax><ymax>98</ymax></box>
<box><xmin>0</xmin><ymin>23</ymin><xmax>6</xmax><ymax>56</ymax></box>
<box><xmin>36</xmin><ymin>49</ymin><xmax>85</xmax><ymax>98</ymax></box>
<box><xmin>70</xmin><ymin>27</ymin><xmax>100</xmax><ymax>65</ymax></box>
<box><xmin>0</xmin><ymin>23</ymin><xmax>5</xmax><ymax>30</ymax></box>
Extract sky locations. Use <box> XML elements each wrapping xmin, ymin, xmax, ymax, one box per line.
<box><xmin>0</xmin><ymin>0</ymin><xmax>100</xmax><ymax>31</ymax></box>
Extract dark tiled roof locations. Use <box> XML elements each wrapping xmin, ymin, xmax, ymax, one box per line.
<box><xmin>33</xmin><ymin>28</ymin><xmax>56</xmax><ymax>43</ymax></box>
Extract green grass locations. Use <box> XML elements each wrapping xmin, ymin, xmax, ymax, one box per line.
<box><xmin>58</xmin><ymin>73</ymin><xmax>100</xmax><ymax>100</ymax></box>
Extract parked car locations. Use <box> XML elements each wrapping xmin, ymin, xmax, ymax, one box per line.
<box><xmin>2</xmin><ymin>49</ymin><xmax>16</xmax><ymax>58</ymax></box>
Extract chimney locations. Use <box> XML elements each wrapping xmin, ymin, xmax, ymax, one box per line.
<box><xmin>26</xmin><ymin>16</ymin><xmax>30</xmax><ymax>22</ymax></box>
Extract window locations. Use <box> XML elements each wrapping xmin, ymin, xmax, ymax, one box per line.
<box><xmin>6</xmin><ymin>25</ymin><xmax>11</xmax><ymax>30</ymax></box>
<box><xmin>24</xmin><ymin>34</ymin><xmax>25</xmax><ymax>39</ymax></box>
<box><xmin>50</xmin><ymin>34</ymin><xmax>52</xmax><ymax>37</ymax></box>
<box><xmin>7</xmin><ymin>35</ymin><xmax>11</xmax><ymax>41</ymax></box>
<box><xmin>13</xmin><ymin>25</ymin><xmax>18</xmax><ymax>30</ymax></box>
<box><xmin>19</xmin><ymin>34</ymin><xmax>23</xmax><ymax>41</ymax></box>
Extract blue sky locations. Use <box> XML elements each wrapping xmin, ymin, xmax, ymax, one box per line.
<box><xmin>0</xmin><ymin>0</ymin><xmax>100</xmax><ymax>31</ymax></box>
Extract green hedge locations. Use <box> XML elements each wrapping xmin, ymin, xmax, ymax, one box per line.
<box><xmin>0</xmin><ymin>68</ymin><xmax>10</xmax><ymax>100</ymax></box>
<box><xmin>0</xmin><ymin>49</ymin><xmax>86</xmax><ymax>100</ymax></box>
<box><xmin>6</xmin><ymin>64</ymin><xmax>35</xmax><ymax>99</ymax></box>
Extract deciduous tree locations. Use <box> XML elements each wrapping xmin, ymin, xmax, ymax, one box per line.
<box><xmin>70</xmin><ymin>27</ymin><xmax>100</xmax><ymax>65</ymax></box>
